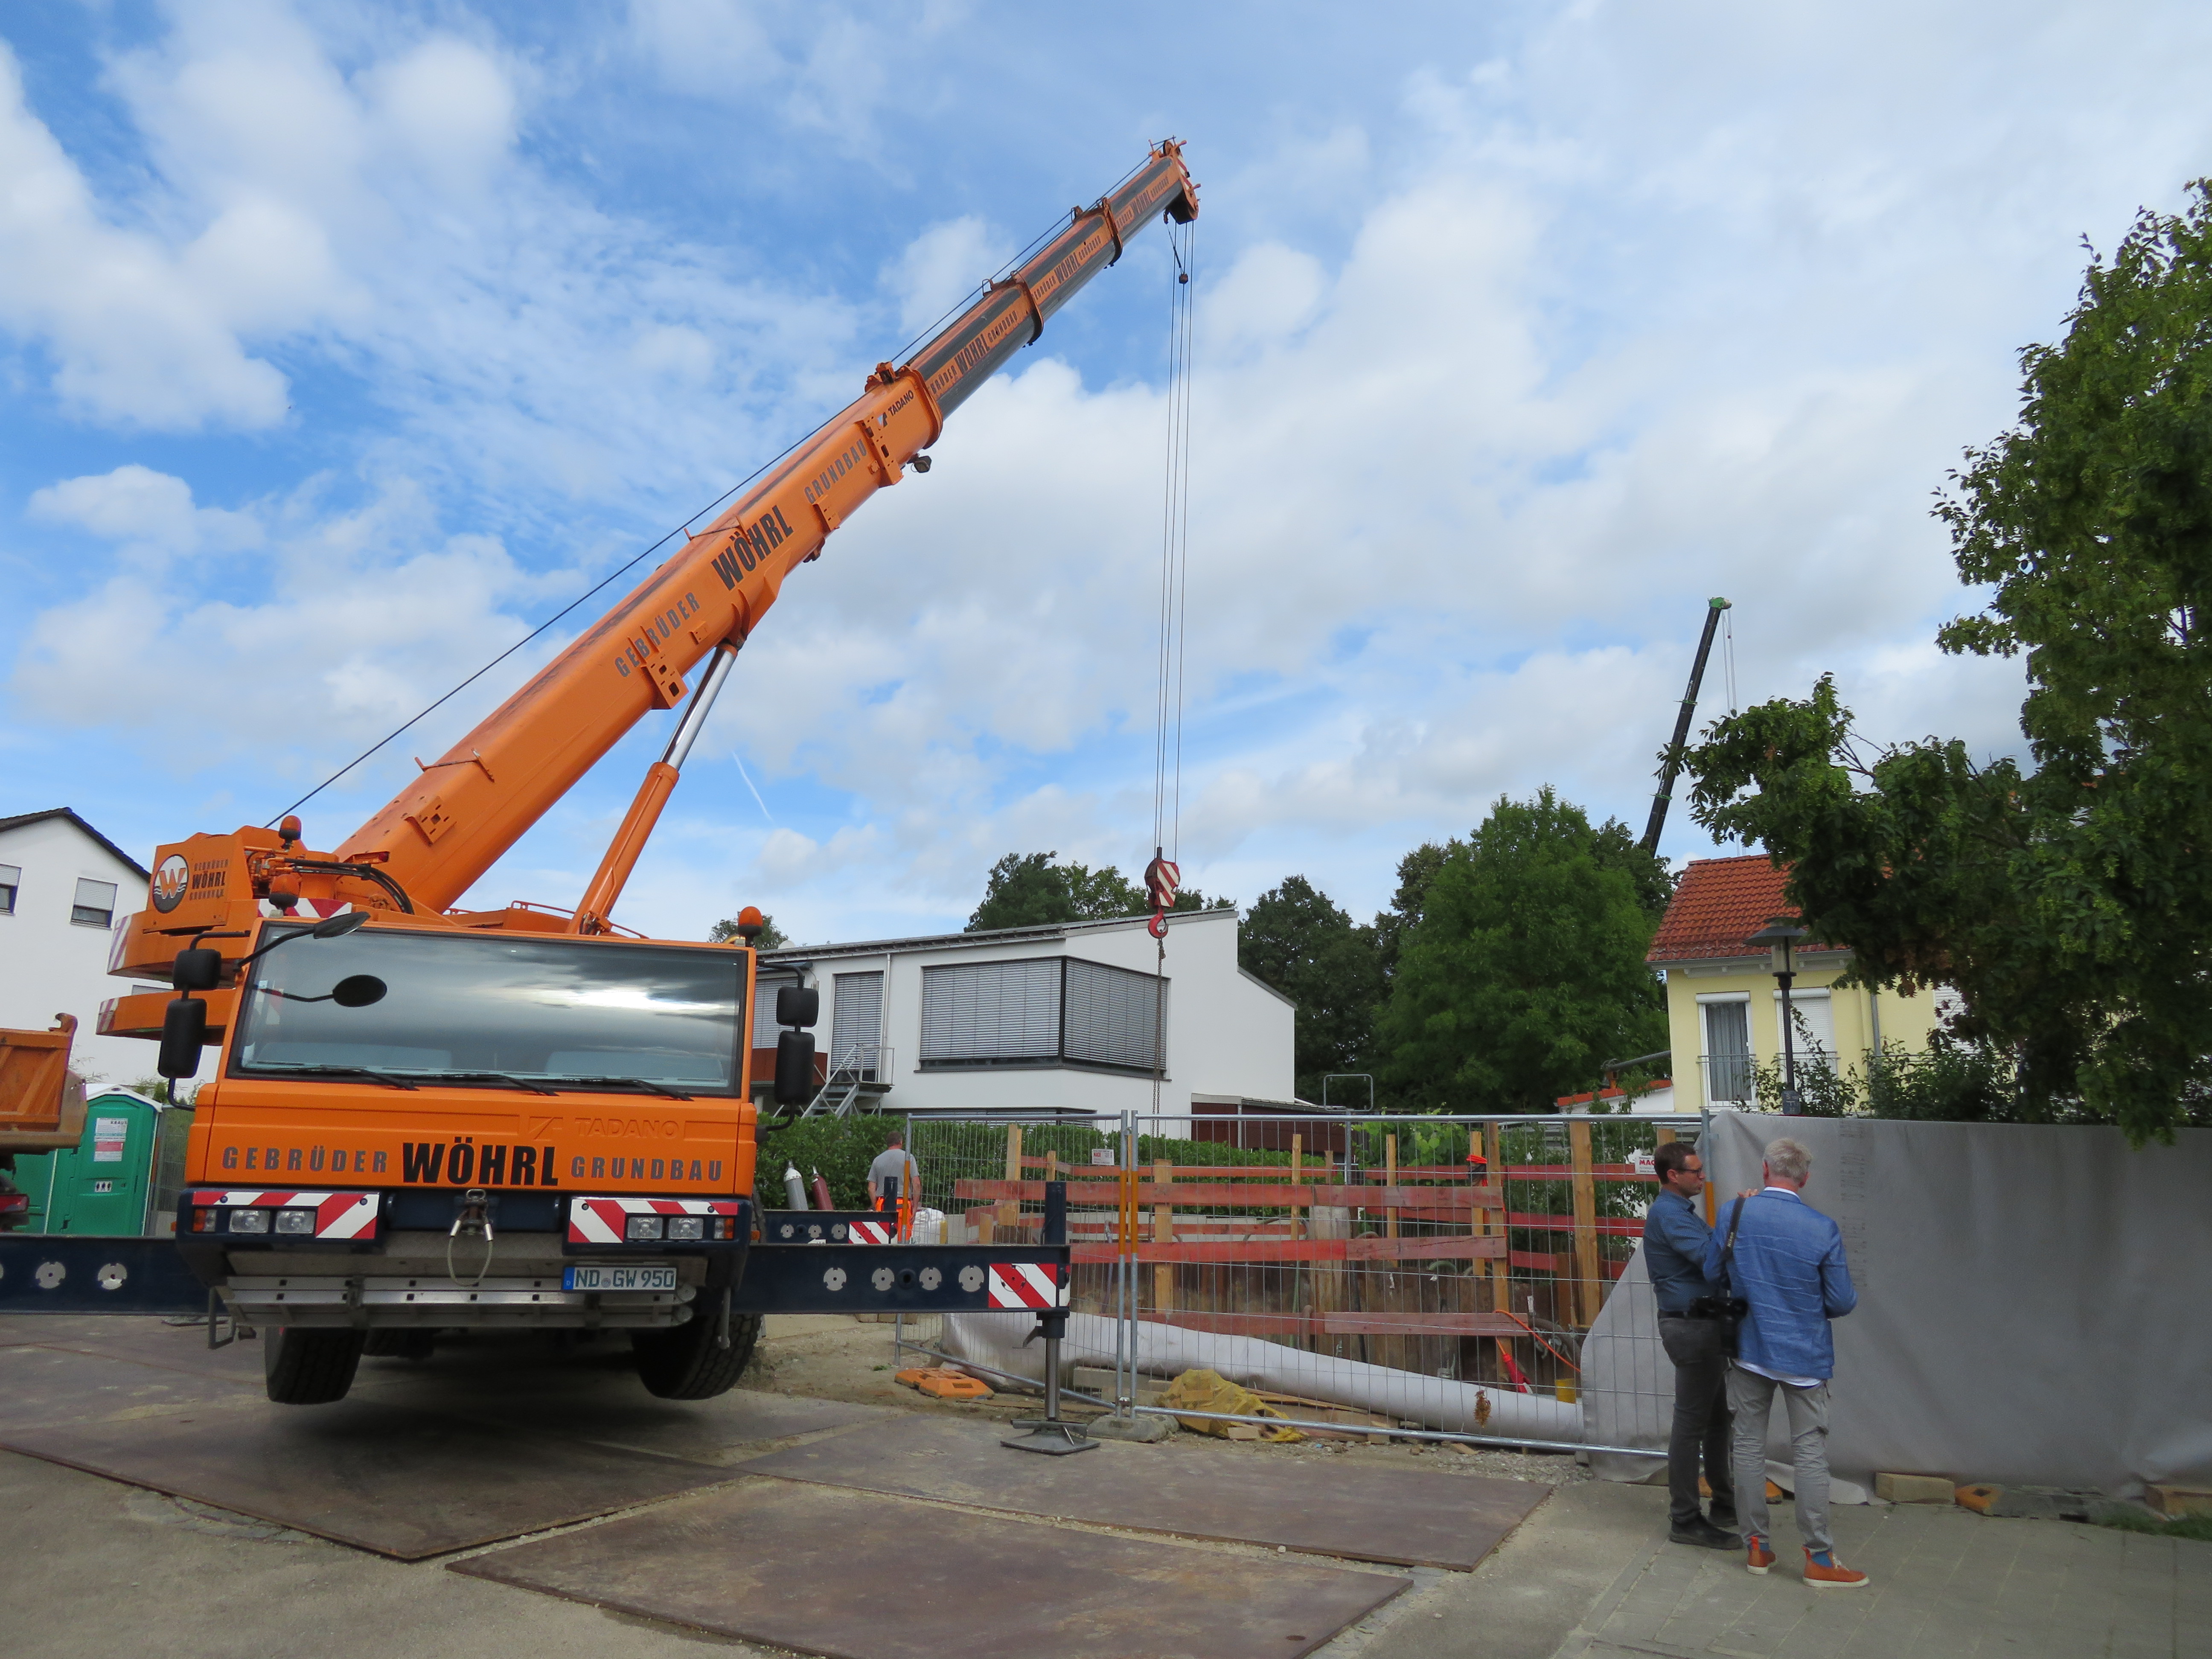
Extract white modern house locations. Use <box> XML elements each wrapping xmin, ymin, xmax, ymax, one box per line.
<box><xmin>0</xmin><ymin>809</ymin><xmax>178</xmax><ymax>1088</ymax></box>
<box><xmin>754</xmin><ymin>906</ymin><xmax>1295</xmax><ymax>1122</ymax></box>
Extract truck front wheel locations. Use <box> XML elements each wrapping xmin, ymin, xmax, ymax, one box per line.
<box><xmin>630</xmin><ymin>1308</ymin><xmax>762</xmax><ymax>1399</ymax></box>
<box><xmin>263</xmin><ymin>1326</ymin><xmax>366</xmax><ymax>1404</ymax></box>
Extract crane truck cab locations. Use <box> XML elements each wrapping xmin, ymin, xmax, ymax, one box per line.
<box><xmin>157</xmin><ymin>910</ymin><xmax>797</xmax><ymax>1405</ymax></box>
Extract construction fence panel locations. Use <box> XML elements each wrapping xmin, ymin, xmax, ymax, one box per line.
<box><xmin>896</xmin><ymin>1112</ymin><xmax>1697</xmax><ymax>1454</ymax></box>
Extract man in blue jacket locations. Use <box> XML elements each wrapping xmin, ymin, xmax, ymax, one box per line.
<box><xmin>1642</xmin><ymin>1140</ymin><xmax>1738</xmax><ymax>1548</ymax></box>
<box><xmin>1702</xmin><ymin>1136</ymin><xmax>1867</xmax><ymax>1588</ymax></box>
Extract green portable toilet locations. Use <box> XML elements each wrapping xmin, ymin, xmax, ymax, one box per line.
<box><xmin>14</xmin><ymin>1089</ymin><xmax>195</xmax><ymax>1237</ymax></box>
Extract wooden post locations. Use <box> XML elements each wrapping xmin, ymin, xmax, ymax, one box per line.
<box><xmin>1153</xmin><ymin>1158</ymin><xmax>1173</xmax><ymax>1314</ymax></box>
<box><xmin>1568</xmin><ymin>1119</ymin><xmax>1600</xmax><ymax>1329</ymax></box>
<box><xmin>990</xmin><ymin>1123</ymin><xmax>1022</xmax><ymax>1244</ymax></box>
<box><xmin>1486</xmin><ymin>1121</ymin><xmax>1507</xmax><ymax>1312</ymax></box>
<box><xmin>1385</xmin><ymin>1133</ymin><xmax>1400</xmax><ymax>1239</ymax></box>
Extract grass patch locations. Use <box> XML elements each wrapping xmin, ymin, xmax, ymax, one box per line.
<box><xmin>2095</xmin><ymin>1507</ymin><xmax>2212</xmax><ymax>1542</ymax></box>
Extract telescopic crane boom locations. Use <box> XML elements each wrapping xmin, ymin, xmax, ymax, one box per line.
<box><xmin>1639</xmin><ymin>596</ymin><xmax>1731</xmax><ymax>855</ymax></box>
<box><xmin>100</xmin><ymin>142</ymin><xmax>1199</xmax><ymax>1006</ymax></box>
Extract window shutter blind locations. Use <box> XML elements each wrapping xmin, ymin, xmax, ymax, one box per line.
<box><xmin>920</xmin><ymin>959</ymin><xmax>1061</xmax><ymax>1062</ymax></box>
<box><xmin>832</xmin><ymin>971</ymin><xmax>885</xmax><ymax>1075</ymax></box>
<box><xmin>1062</xmin><ymin>958</ymin><xmax>1163</xmax><ymax>1071</ymax></box>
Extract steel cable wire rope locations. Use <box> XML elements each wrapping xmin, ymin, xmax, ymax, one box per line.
<box><xmin>265</xmin><ymin>431</ymin><xmax>822</xmax><ymax>827</ymax></box>
<box><xmin>271</xmin><ymin>166</ymin><xmax>1182</xmax><ymax>831</ymax></box>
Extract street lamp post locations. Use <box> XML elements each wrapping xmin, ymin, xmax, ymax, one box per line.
<box><xmin>1747</xmin><ymin>921</ymin><xmax>1809</xmax><ymax>1117</ymax></box>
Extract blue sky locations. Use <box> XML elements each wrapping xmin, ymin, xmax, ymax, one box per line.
<box><xmin>5</xmin><ymin>1</ymin><xmax>2210</xmax><ymax>945</ymax></box>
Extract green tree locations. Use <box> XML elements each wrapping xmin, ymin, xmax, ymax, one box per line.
<box><xmin>1684</xmin><ymin>185</ymin><xmax>2212</xmax><ymax>1141</ymax></box>
<box><xmin>1375</xmin><ymin>789</ymin><xmax>1668</xmax><ymax>1112</ymax></box>
<box><xmin>1238</xmin><ymin>876</ymin><xmax>1385</xmax><ymax>1102</ymax></box>
<box><xmin>1374</xmin><ymin>840</ymin><xmax>1451</xmax><ymax>983</ymax></box>
<box><xmin>965</xmin><ymin>851</ymin><xmax>1231</xmax><ymax>932</ymax></box>
<box><xmin>707</xmin><ymin>914</ymin><xmax>790</xmax><ymax>948</ymax></box>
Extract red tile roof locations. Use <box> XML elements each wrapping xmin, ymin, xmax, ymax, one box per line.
<box><xmin>1647</xmin><ymin>855</ymin><xmax>1807</xmax><ymax>964</ymax></box>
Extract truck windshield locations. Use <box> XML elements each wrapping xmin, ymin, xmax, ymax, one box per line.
<box><xmin>230</xmin><ymin>926</ymin><xmax>745</xmax><ymax>1093</ymax></box>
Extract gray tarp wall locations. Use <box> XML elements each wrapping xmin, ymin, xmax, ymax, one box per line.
<box><xmin>1592</xmin><ymin>1110</ymin><xmax>2212</xmax><ymax>1497</ymax></box>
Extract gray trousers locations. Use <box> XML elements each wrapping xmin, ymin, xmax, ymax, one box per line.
<box><xmin>1657</xmin><ymin>1315</ymin><xmax>1735</xmax><ymax>1528</ymax></box>
<box><xmin>1726</xmin><ymin>1364</ymin><xmax>1832</xmax><ymax>1554</ymax></box>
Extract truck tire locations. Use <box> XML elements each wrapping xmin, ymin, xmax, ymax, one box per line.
<box><xmin>630</xmin><ymin>1308</ymin><xmax>763</xmax><ymax>1400</ymax></box>
<box><xmin>263</xmin><ymin>1326</ymin><xmax>366</xmax><ymax>1404</ymax></box>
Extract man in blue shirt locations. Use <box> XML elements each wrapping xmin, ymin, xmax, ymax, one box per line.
<box><xmin>1644</xmin><ymin>1140</ymin><xmax>1738</xmax><ymax>1548</ymax></box>
<box><xmin>1702</xmin><ymin>1136</ymin><xmax>1866</xmax><ymax>1589</ymax></box>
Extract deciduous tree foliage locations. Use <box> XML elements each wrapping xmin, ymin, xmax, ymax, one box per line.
<box><xmin>1238</xmin><ymin>876</ymin><xmax>1385</xmax><ymax>1102</ymax></box>
<box><xmin>1685</xmin><ymin>186</ymin><xmax>2212</xmax><ymax>1141</ymax></box>
<box><xmin>965</xmin><ymin>851</ymin><xmax>1228</xmax><ymax>932</ymax></box>
<box><xmin>707</xmin><ymin>913</ymin><xmax>789</xmax><ymax>949</ymax></box>
<box><xmin>1376</xmin><ymin>789</ymin><xmax>1667</xmax><ymax>1113</ymax></box>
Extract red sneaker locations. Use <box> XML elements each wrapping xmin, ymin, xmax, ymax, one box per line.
<box><xmin>1745</xmin><ymin>1535</ymin><xmax>1775</xmax><ymax>1575</ymax></box>
<box><xmin>1804</xmin><ymin>1549</ymin><xmax>1869</xmax><ymax>1589</ymax></box>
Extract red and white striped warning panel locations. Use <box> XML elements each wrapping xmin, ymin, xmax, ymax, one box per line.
<box><xmin>186</xmin><ymin>1190</ymin><xmax>381</xmax><ymax>1240</ymax></box>
<box><xmin>986</xmin><ymin>1261</ymin><xmax>1068</xmax><ymax>1310</ymax></box>
<box><xmin>848</xmin><ymin>1219</ymin><xmax>895</xmax><ymax>1245</ymax></box>
<box><xmin>567</xmin><ymin>1196</ymin><xmax>744</xmax><ymax>1244</ymax></box>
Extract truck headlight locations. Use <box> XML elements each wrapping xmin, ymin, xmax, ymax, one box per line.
<box><xmin>666</xmin><ymin>1216</ymin><xmax>705</xmax><ymax>1242</ymax></box>
<box><xmin>275</xmin><ymin>1208</ymin><xmax>317</xmax><ymax>1235</ymax></box>
<box><xmin>228</xmin><ymin>1209</ymin><xmax>271</xmax><ymax>1234</ymax></box>
<box><xmin>625</xmin><ymin>1215</ymin><xmax>665</xmax><ymax>1241</ymax></box>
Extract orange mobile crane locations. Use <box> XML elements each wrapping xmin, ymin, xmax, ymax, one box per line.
<box><xmin>0</xmin><ymin>143</ymin><xmax>1197</xmax><ymax>1406</ymax></box>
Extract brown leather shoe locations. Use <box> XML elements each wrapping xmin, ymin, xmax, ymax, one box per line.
<box><xmin>1804</xmin><ymin>1549</ymin><xmax>1869</xmax><ymax>1588</ymax></box>
<box><xmin>1745</xmin><ymin>1534</ymin><xmax>1776</xmax><ymax>1575</ymax></box>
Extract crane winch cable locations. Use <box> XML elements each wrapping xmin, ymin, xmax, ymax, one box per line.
<box><xmin>263</xmin><ymin>450</ymin><xmax>803</xmax><ymax>828</ymax></box>
<box><xmin>1144</xmin><ymin>214</ymin><xmax>1197</xmax><ymax>927</ymax></box>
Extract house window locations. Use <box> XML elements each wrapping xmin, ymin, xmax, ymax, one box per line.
<box><xmin>831</xmin><ymin>971</ymin><xmax>884</xmax><ymax>1080</ymax></box>
<box><xmin>0</xmin><ymin>864</ymin><xmax>17</xmax><ymax>915</ymax></box>
<box><xmin>919</xmin><ymin>957</ymin><xmax>1164</xmax><ymax>1074</ymax></box>
<box><xmin>752</xmin><ymin>973</ymin><xmax>800</xmax><ymax>1049</ymax></box>
<box><xmin>1772</xmin><ymin>990</ymin><xmax>1836</xmax><ymax>1063</ymax></box>
<box><xmin>1701</xmin><ymin>998</ymin><xmax>1753</xmax><ymax>1103</ymax></box>
<box><xmin>920</xmin><ymin>959</ymin><xmax>1062</xmax><ymax>1066</ymax></box>
<box><xmin>1062</xmin><ymin>958</ymin><xmax>1163</xmax><ymax>1071</ymax></box>
<box><xmin>71</xmin><ymin>878</ymin><xmax>117</xmax><ymax>929</ymax></box>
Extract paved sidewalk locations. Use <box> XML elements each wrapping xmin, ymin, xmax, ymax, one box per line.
<box><xmin>1550</xmin><ymin>1496</ymin><xmax>2211</xmax><ymax>1659</ymax></box>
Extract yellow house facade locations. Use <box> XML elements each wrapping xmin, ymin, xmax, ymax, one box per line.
<box><xmin>1649</xmin><ymin>855</ymin><xmax>1943</xmax><ymax>1112</ymax></box>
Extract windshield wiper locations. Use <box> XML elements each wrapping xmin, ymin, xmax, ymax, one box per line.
<box><xmin>437</xmin><ymin>1070</ymin><xmax>560</xmax><ymax>1096</ymax></box>
<box><xmin>251</xmin><ymin>1062</ymin><xmax>419</xmax><ymax>1091</ymax></box>
<box><xmin>545</xmin><ymin>1074</ymin><xmax>697</xmax><ymax>1101</ymax></box>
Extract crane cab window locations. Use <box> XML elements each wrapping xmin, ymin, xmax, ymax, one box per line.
<box><xmin>230</xmin><ymin>926</ymin><xmax>745</xmax><ymax>1094</ymax></box>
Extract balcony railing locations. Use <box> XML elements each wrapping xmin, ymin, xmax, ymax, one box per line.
<box><xmin>1699</xmin><ymin>1051</ymin><xmax>1755</xmax><ymax>1105</ymax></box>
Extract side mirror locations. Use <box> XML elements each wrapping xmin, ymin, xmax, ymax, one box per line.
<box><xmin>776</xmin><ymin>985</ymin><xmax>819</xmax><ymax>1028</ymax></box>
<box><xmin>158</xmin><ymin>997</ymin><xmax>208</xmax><ymax>1080</ymax></box>
<box><xmin>330</xmin><ymin>974</ymin><xmax>387</xmax><ymax>1008</ymax></box>
<box><xmin>311</xmin><ymin>910</ymin><xmax>372</xmax><ymax>940</ymax></box>
<box><xmin>172</xmin><ymin>949</ymin><xmax>224</xmax><ymax>992</ymax></box>
<box><xmin>774</xmin><ymin>1030</ymin><xmax>817</xmax><ymax>1105</ymax></box>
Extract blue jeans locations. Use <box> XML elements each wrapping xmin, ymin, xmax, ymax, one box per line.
<box><xmin>1726</xmin><ymin>1363</ymin><xmax>1832</xmax><ymax>1554</ymax></box>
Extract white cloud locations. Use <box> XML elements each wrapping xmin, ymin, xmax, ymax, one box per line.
<box><xmin>28</xmin><ymin>465</ymin><xmax>259</xmax><ymax>559</ymax></box>
<box><xmin>886</xmin><ymin>216</ymin><xmax>1012</xmax><ymax>340</ymax></box>
<box><xmin>0</xmin><ymin>44</ymin><xmax>294</xmax><ymax>427</ymax></box>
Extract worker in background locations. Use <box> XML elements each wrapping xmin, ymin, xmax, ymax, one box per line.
<box><xmin>1643</xmin><ymin>1142</ymin><xmax>1738</xmax><ymax>1550</ymax></box>
<box><xmin>867</xmin><ymin>1131</ymin><xmax>915</xmax><ymax>1210</ymax></box>
<box><xmin>1703</xmin><ymin>1136</ymin><xmax>1865</xmax><ymax>1589</ymax></box>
